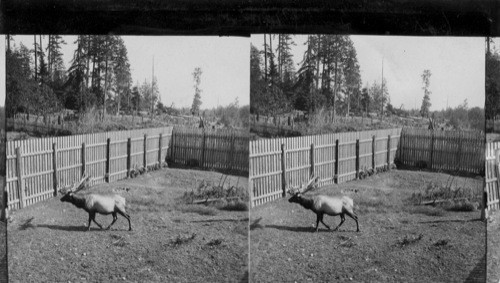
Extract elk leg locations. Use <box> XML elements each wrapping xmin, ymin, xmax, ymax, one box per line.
<box><xmin>106</xmin><ymin>213</ymin><xmax>118</xmax><ymax>230</ymax></box>
<box><xmin>333</xmin><ymin>214</ymin><xmax>346</xmax><ymax>231</ymax></box>
<box><xmin>319</xmin><ymin>214</ymin><xmax>331</xmax><ymax>230</ymax></box>
<box><xmin>345</xmin><ymin>210</ymin><xmax>360</xmax><ymax>232</ymax></box>
<box><xmin>117</xmin><ymin>209</ymin><xmax>132</xmax><ymax>231</ymax></box>
<box><xmin>90</xmin><ymin>212</ymin><xmax>103</xmax><ymax>230</ymax></box>
<box><xmin>87</xmin><ymin>214</ymin><xmax>92</xmax><ymax>231</ymax></box>
<box><xmin>315</xmin><ymin>213</ymin><xmax>322</xmax><ymax>232</ymax></box>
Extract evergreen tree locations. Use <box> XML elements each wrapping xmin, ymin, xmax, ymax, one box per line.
<box><xmin>191</xmin><ymin>67</ymin><xmax>203</xmax><ymax>115</ymax></box>
<box><xmin>420</xmin><ymin>69</ymin><xmax>432</xmax><ymax>117</ymax></box>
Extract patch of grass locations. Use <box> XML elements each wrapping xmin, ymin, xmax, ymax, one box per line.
<box><xmin>178</xmin><ymin>204</ymin><xmax>219</xmax><ymax>216</ymax></box>
<box><xmin>409</xmin><ymin>206</ymin><xmax>445</xmax><ymax>217</ymax></box>
<box><xmin>217</xmin><ymin>199</ymin><xmax>249</xmax><ymax>211</ymax></box>
<box><xmin>444</xmin><ymin>200</ymin><xmax>479</xmax><ymax>212</ymax></box>
<box><xmin>408</xmin><ymin>180</ymin><xmax>482</xmax><ymax>206</ymax></box>
<box><xmin>110</xmin><ymin>234</ymin><xmax>129</xmax><ymax>247</ymax></box>
<box><xmin>397</xmin><ymin>233</ymin><xmax>423</xmax><ymax>247</ymax></box>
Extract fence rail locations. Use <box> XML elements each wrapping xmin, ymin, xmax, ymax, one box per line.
<box><xmin>397</xmin><ymin>128</ymin><xmax>485</xmax><ymax>175</ymax></box>
<box><xmin>486</xmin><ymin>142</ymin><xmax>500</xmax><ymax>212</ymax></box>
<box><xmin>249</xmin><ymin>128</ymin><xmax>402</xmax><ymax>207</ymax></box>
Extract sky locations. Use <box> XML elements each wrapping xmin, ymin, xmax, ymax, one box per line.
<box><xmin>10</xmin><ymin>35</ymin><xmax>250</xmax><ymax>109</ymax></box>
<box><xmin>251</xmin><ymin>35</ymin><xmax>487</xmax><ymax>111</ymax></box>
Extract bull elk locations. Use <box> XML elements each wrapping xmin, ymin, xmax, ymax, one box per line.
<box><xmin>59</xmin><ymin>173</ymin><xmax>132</xmax><ymax>231</ymax></box>
<box><xmin>287</xmin><ymin>176</ymin><xmax>360</xmax><ymax>232</ymax></box>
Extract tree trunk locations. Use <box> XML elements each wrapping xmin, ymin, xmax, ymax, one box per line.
<box><xmin>264</xmin><ymin>34</ymin><xmax>267</xmax><ymax>83</ymax></box>
<box><xmin>86</xmin><ymin>35</ymin><xmax>91</xmax><ymax>88</ymax></box>
<box><xmin>47</xmin><ymin>35</ymin><xmax>51</xmax><ymax>78</ymax></box>
<box><xmin>315</xmin><ymin>35</ymin><xmax>321</xmax><ymax>90</ymax></box>
<box><xmin>277</xmin><ymin>35</ymin><xmax>281</xmax><ymax>82</ymax></box>
<box><xmin>34</xmin><ymin>35</ymin><xmax>37</xmax><ymax>81</ymax></box>
<box><xmin>269</xmin><ymin>34</ymin><xmax>273</xmax><ymax>86</ymax></box>
<box><xmin>103</xmin><ymin>45</ymin><xmax>109</xmax><ymax>121</ymax></box>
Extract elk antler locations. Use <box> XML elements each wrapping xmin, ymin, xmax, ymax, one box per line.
<box><xmin>287</xmin><ymin>174</ymin><xmax>319</xmax><ymax>195</ymax></box>
<box><xmin>59</xmin><ymin>173</ymin><xmax>91</xmax><ymax>194</ymax></box>
<box><xmin>72</xmin><ymin>173</ymin><xmax>91</xmax><ymax>193</ymax></box>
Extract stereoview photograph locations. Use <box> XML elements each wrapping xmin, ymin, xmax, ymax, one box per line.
<box><xmin>249</xmin><ymin>34</ymin><xmax>485</xmax><ymax>282</ymax></box>
<box><xmin>5</xmin><ymin>35</ymin><xmax>249</xmax><ymax>282</ymax></box>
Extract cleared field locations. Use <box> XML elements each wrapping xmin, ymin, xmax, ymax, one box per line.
<box><xmin>8</xmin><ymin>169</ymin><xmax>248</xmax><ymax>282</ymax></box>
<box><xmin>250</xmin><ymin>170</ymin><xmax>484</xmax><ymax>282</ymax></box>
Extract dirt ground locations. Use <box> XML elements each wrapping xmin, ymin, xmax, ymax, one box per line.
<box><xmin>8</xmin><ymin>168</ymin><xmax>248</xmax><ymax>282</ymax></box>
<box><xmin>488</xmin><ymin>211</ymin><xmax>500</xmax><ymax>283</ymax></box>
<box><xmin>250</xmin><ymin>170</ymin><xmax>485</xmax><ymax>283</ymax></box>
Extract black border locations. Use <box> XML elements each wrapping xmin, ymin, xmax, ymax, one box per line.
<box><xmin>1</xmin><ymin>0</ymin><xmax>499</xmax><ymax>36</ymax></box>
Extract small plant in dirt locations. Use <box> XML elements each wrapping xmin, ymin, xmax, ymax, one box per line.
<box><xmin>206</xmin><ymin>238</ymin><xmax>224</xmax><ymax>246</ymax></box>
<box><xmin>397</xmin><ymin>233</ymin><xmax>423</xmax><ymax>247</ymax></box>
<box><xmin>408</xmin><ymin>175</ymin><xmax>482</xmax><ymax>209</ymax></box>
<box><xmin>408</xmin><ymin>206</ymin><xmax>445</xmax><ymax>217</ymax></box>
<box><xmin>180</xmin><ymin>175</ymin><xmax>249</xmax><ymax>211</ymax></box>
<box><xmin>433</xmin><ymin>239</ymin><xmax>450</xmax><ymax>247</ymax></box>
<box><xmin>169</xmin><ymin>233</ymin><xmax>197</xmax><ymax>247</ymax></box>
<box><xmin>178</xmin><ymin>205</ymin><xmax>219</xmax><ymax>216</ymax></box>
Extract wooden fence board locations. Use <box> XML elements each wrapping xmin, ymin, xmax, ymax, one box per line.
<box><xmin>486</xmin><ymin>142</ymin><xmax>500</xmax><ymax>212</ymax></box>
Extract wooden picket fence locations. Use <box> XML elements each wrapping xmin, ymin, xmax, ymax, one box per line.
<box><xmin>6</xmin><ymin>126</ymin><xmax>250</xmax><ymax>211</ymax></box>
<box><xmin>486</xmin><ymin>142</ymin><xmax>500</xmax><ymax>212</ymax></box>
<box><xmin>169</xmin><ymin>127</ymin><xmax>249</xmax><ymax>175</ymax></box>
<box><xmin>6</xmin><ymin>127</ymin><xmax>173</xmax><ymax>210</ymax></box>
<box><xmin>397</xmin><ymin>128</ymin><xmax>485</xmax><ymax>175</ymax></box>
<box><xmin>249</xmin><ymin>128</ymin><xmax>402</xmax><ymax>207</ymax></box>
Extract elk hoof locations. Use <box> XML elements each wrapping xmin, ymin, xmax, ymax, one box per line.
<box><xmin>129</xmin><ymin>228</ymin><xmax>132</xmax><ymax>231</ymax></box>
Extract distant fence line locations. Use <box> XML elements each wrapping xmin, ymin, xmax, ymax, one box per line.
<box><xmin>169</xmin><ymin>127</ymin><xmax>249</xmax><ymax>175</ymax></box>
<box><xmin>486</xmin><ymin>142</ymin><xmax>500</xmax><ymax>212</ymax></box>
<box><xmin>6</xmin><ymin>126</ymin><xmax>248</xmax><ymax>211</ymax></box>
<box><xmin>398</xmin><ymin>128</ymin><xmax>484</xmax><ymax>175</ymax></box>
<box><xmin>249</xmin><ymin>128</ymin><xmax>402</xmax><ymax>207</ymax></box>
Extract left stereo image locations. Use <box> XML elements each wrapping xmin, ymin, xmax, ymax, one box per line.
<box><xmin>3</xmin><ymin>35</ymin><xmax>250</xmax><ymax>282</ymax></box>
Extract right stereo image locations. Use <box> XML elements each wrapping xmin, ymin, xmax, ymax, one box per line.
<box><xmin>486</xmin><ymin>36</ymin><xmax>500</xmax><ymax>283</ymax></box>
<box><xmin>249</xmin><ymin>34</ymin><xmax>486</xmax><ymax>283</ymax></box>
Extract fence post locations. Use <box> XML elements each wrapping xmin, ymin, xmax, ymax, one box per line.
<box><xmin>143</xmin><ymin>134</ymin><xmax>147</xmax><ymax>169</ymax></box>
<box><xmin>310</xmin><ymin>143</ymin><xmax>315</xmax><ymax>177</ymax></box>
<box><xmin>456</xmin><ymin>134</ymin><xmax>463</xmax><ymax>172</ymax></box>
<box><xmin>15</xmin><ymin>147</ymin><xmax>25</xmax><ymax>209</ymax></box>
<box><xmin>126</xmin><ymin>138</ymin><xmax>132</xmax><ymax>178</ymax></box>
<box><xmin>230</xmin><ymin>134</ymin><xmax>236</xmax><ymax>172</ymax></box>
<box><xmin>52</xmin><ymin>143</ymin><xmax>58</xmax><ymax>196</ymax></box>
<box><xmin>81</xmin><ymin>143</ymin><xmax>86</xmax><ymax>176</ymax></box>
<box><xmin>335</xmin><ymin>139</ymin><xmax>339</xmax><ymax>184</ymax></box>
<box><xmin>105</xmin><ymin>138</ymin><xmax>111</xmax><ymax>183</ymax></box>
<box><xmin>201</xmin><ymin>131</ymin><xmax>206</xmax><ymax>168</ymax></box>
<box><xmin>355</xmin><ymin>139</ymin><xmax>360</xmax><ymax>179</ymax></box>
<box><xmin>158</xmin><ymin>133</ymin><xmax>163</xmax><ymax>165</ymax></box>
<box><xmin>387</xmin><ymin>135</ymin><xmax>392</xmax><ymax>170</ymax></box>
<box><xmin>281</xmin><ymin>143</ymin><xmax>287</xmax><ymax>197</ymax></box>
<box><xmin>372</xmin><ymin>135</ymin><xmax>376</xmax><ymax>170</ymax></box>
<box><xmin>428</xmin><ymin>131</ymin><xmax>435</xmax><ymax>170</ymax></box>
